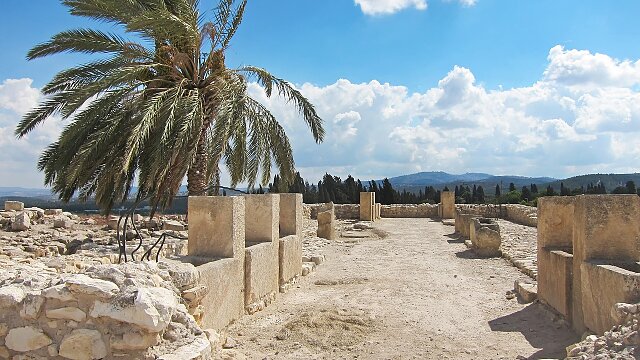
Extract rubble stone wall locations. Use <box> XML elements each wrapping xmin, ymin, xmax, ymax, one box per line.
<box><xmin>0</xmin><ymin>258</ymin><xmax>212</xmax><ymax>360</ymax></box>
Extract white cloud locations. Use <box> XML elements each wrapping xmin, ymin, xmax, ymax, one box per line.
<box><xmin>354</xmin><ymin>0</ymin><xmax>427</xmax><ymax>15</ymax></box>
<box><xmin>4</xmin><ymin>45</ymin><xmax>640</xmax><ymax>189</ymax></box>
<box><xmin>544</xmin><ymin>45</ymin><xmax>640</xmax><ymax>89</ymax></box>
<box><xmin>0</xmin><ymin>78</ymin><xmax>64</xmax><ymax>188</ymax></box>
<box><xmin>354</xmin><ymin>0</ymin><xmax>477</xmax><ymax>15</ymax></box>
<box><xmin>248</xmin><ymin>45</ymin><xmax>640</xmax><ymax>181</ymax></box>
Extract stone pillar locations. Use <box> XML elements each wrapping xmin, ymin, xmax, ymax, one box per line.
<box><xmin>440</xmin><ymin>191</ymin><xmax>455</xmax><ymax>219</ymax></box>
<box><xmin>278</xmin><ymin>194</ymin><xmax>303</xmax><ymax>292</ymax></box>
<box><xmin>317</xmin><ymin>202</ymin><xmax>337</xmax><ymax>240</ymax></box>
<box><xmin>359</xmin><ymin>192</ymin><xmax>375</xmax><ymax>221</ymax></box>
<box><xmin>572</xmin><ymin>195</ymin><xmax>640</xmax><ymax>334</ymax></box>
<box><xmin>537</xmin><ymin>197</ymin><xmax>575</xmax><ymax>320</ymax></box>
<box><xmin>375</xmin><ymin>203</ymin><xmax>381</xmax><ymax>220</ymax></box>
<box><xmin>187</xmin><ymin>196</ymin><xmax>245</xmax><ymax>330</ymax></box>
<box><xmin>243</xmin><ymin>194</ymin><xmax>280</xmax><ymax>313</ymax></box>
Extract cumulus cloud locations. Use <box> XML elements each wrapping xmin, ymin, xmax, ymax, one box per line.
<box><xmin>0</xmin><ymin>79</ymin><xmax>64</xmax><ymax>188</ymax></box>
<box><xmin>248</xmin><ymin>45</ymin><xmax>640</xmax><ymax>181</ymax></box>
<box><xmin>4</xmin><ymin>45</ymin><xmax>640</xmax><ymax>189</ymax></box>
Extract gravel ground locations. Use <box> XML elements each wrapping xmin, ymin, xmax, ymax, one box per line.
<box><xmin>220</xmin><ymin>218</ymin><xmax>577</xmax><ymax>359</ymax></box>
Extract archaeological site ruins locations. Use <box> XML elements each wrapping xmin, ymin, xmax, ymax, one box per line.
<box><xmin>0</xmin><ymin>192</ymin><xmax>638</xmax><ymax>359</ymax></box>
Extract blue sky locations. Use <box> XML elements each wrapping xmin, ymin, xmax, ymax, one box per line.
<box><xmin>2</xmin><ymin>0</ymin><xmax>640</xmax><ymax>187</ymax></box>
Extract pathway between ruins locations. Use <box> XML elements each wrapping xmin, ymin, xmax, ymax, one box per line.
<box><xmin>221</xmin><ymin>218</ymin><xmax>578</xmax><ymax>359</ymax></box>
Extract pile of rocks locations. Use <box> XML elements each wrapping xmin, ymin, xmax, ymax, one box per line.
<box><xmin>567</xmin><ymin>302</ymin><xmax>640</xmax><ymax>359</ymax></box>
<box><xmin>0</xmin><ymin>256</ymin><xmax>214</xmax><ymax>359</ymax></box>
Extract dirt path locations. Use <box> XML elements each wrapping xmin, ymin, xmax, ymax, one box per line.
<box><xmin>220</xmin><ymin>218</ymin><xmax>578</xmax><ymax>360</ymax></box>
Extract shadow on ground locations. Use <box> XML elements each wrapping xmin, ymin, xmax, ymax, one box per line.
<box><xmin>488</xmin><ymin>303</ymin><xmax>579</xmax><ymax>359</ymax></box>
<box><xmin>454</xmin><ymin>249</ymin><xmax>485</xmax><ymax>259</ymax></box>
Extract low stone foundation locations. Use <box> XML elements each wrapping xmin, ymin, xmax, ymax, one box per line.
<box><xmin>0</xmin><ymin>258</ymin><xmax>211</xmax><ymax>360</ymax></box>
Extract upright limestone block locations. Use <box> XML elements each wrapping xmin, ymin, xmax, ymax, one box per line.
<box><xmin>537</xmin><ymin>196</ymin><xmax>575</xmax><ymax>319</ymax></box>
<box><xmin>279</xmin><ymin>193</ymin><xmax>303</xmax><ymax>237</ymax></box>
<box><xmin>360</xmin><ymin>192</ymin><xmax>375</xmax><ymax>221</ymax></box>
<box><xmin>243</xmin><ymin>194</ymin><xmax>279</xmax><ymax>312</ymax></box>
<box><xmin>279</xmin><ymin>194</ymin><xmax>303</xmax><ymax>290</ymax></box>
<box><xmin>245</xmin><ymin>194</ymin><xmax>279</xmax><ymax>244</ymax></box>
<box><xmin>573</xmin><ymin>195</ymin><xmax>640</xmax><ymax>262</ymax></box>
<box><xmin>317</xmin><ymin>202</ymin><xmax>337</xmax><ymax>240</ymax></box>
<box><xmin>572</xmin><ymin>195</ymin><xmax>640</xmax><ymax>334</ymax></box>
<box><xmin>538</xmin><ymin>196</ymin><xmax>575</xmax><ymax>250</ymax></box>
<box><xmin>440</xmin><ymin>191</ymin><xmax>455</xmax><ymax>219</ymax></box>
<box><xmin>187</xmin><ymin>196</ymin><xmax>245</xmax><ymax>330</ymax></box>
<box><xmin>188</xmin><ymin>196</ymin><xmax>245</xmax><ymax>259</ymax></box>
<box><xmin>375</xmin><ymin>203</ymin><xmax>381</xmax><ymax>220</ymax></box>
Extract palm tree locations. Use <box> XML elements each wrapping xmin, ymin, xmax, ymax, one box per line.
<box><xmin>16</xmin><ymin>0</ymin><xmax>324</xmax><ymax>212</ymax></box>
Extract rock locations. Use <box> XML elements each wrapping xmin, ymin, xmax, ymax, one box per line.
<box><xmin>163</xmin><ymin>220</ymin><xmax>185</xmax><ymax>231</ymax></box>
<box><xmin>58</xmin><ymin>329</ymin><xmax>107</xmax><ymax>360</ymax></box>
<box><xmin>0</xmin><ymin>346</ymin><xmax>9</xmax><ymax>359</ymax></box>
<box><xmin>11</xmin><ymin>212</ymin><xmax>31</xmax><ymax>231</ymax></box>
<box><xmin>54</xmin><ymin>216</ymin><xmax>75</xmax><ymax>229</ymax></box>
<box><xmin>157</xmin><ymin>335</ymin><xmax>211</xmax><ymax>360</ymax></box>
<box><xmin>5</xmin><ymin>201</ymin><xmax>24</xmax><ymax>211</ymax></box>
<box><xmin>44</xmin><ymin>209</ymin><xmax>63</xmax><ymax>216</ymax></box>
<box><xmin>48</xmin><ymin>344</ymin><xmax>59</xmax><ymax>357</ymax></box>
<box><xmin>42</xmin><ymin>284</ymin><xmax>75</xmax><ymax>302</ymax></box>
<box><xmin>311</xmin><ymin>255</ymin><xmax>325</xmax><ymax>266</ymax></box>
<box><xmin>5</xmin><ymin>326</ymin><xmax>52</xmax><ymax>352</ymax></box>
<box><xmin>65</xmin><ymin>274</ymin><xmax>119</xmax><ymax>298</ymax></box>
<box><xmin>182</xmin><ymin>285</ymin><xmax>209</xmax><ymax>304</ymax></box>
<box><xmin>110</xmin><ymin>332</ymin><xmax>160</xmax><ymax>350</ymax></box>
<box><xmin>107</xmin><ymin>216</ymin><xmax>122</xmax><ymax>230</ymax></box>
<box><xmin>0</xmin><ymin>323</ymin><xmax>8</xmax><ymax>337</ymax></box>
<box><xmin>514</xmin><ymin>280</ymin><xmax>538</xmax><ymax>303</ymax></box>
<box><xmin>223</xmin><ymin>336</ymin><xmax>238</xmax><ymax>349</ymax></box>
<box><xmin>204</xmin><ymin>329</ymin><xmax>222</xmax><ymax>350</ymax></box>
<box><xmin>20</xmin><ymin>293</ymin><xmax>45</xmax><ymax>320</ymax></box>
<box><xmin>46</xmin><ymin>307</ymin><xmax>86</xmax><ymax>322</ymax></box>
<box><xmin>0</xmin><ymin>285</ymin><xmax>26</xmax><ymax>307</ymax></box>
<box><xmin>158</xmin><ymin>260</ymin><xmax>199</xmax><ymax>290</ymax></box>
<box><xmin>90</xmin><ymin>287</ymin><xmax>178</xmax><ymax>332</ymax></box>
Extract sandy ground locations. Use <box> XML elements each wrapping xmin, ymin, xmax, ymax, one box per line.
<box><xmin>220</xmin><ymin>218</ymin><xmax>578</xmax><ymax>360</ymax></box>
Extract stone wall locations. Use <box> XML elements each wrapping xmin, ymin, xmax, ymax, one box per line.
<box><xmin>380</xmin><ymin>204</ymin><xmax>438</xmax><ymax>218</ymax></box>
<box><xmin>456</xmin><ymin>204</ymin><xmax>537</xmax><ymax>227</ymax></box>
<box><xmin>0</xmin><ymin>258</ymin><xmax>212</xmax><ymax>360</ymax></box>
<box><xmin>304</xmin><ymin>204</ymin><xmax>359</xmax><ymax>220</ymax></box>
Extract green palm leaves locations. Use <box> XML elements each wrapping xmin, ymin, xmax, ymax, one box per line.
<box><xmin>16</xmin><ymin>0</ymin><xmax>324</xmax><ymax>212</ymax></box>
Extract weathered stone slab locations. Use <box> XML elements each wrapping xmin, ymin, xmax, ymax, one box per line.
<box><xmin>4</xmin><ymin>201</ymin><xmax>24</xmax><ymax>211</ymax></box>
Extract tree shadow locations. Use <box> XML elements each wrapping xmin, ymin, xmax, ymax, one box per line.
<box><xmin>488</xmin><ymin>303</ymin><xmax>579</xmax><ymax>359</ymax></box>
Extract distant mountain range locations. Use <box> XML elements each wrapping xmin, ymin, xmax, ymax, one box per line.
<box><xmin>386</xmin><ymin>171</ymin><xmax>640</xmax><ymax>193</ymax></box>
<box><xmin>2</xmin><ymin>172</ymin><xmax>640</xmax><ymax>201</ymax></box>
<box><xmin>387</xmin><ymin>171</ymin><xmax>557</xmax><ymax>192</ymax></box>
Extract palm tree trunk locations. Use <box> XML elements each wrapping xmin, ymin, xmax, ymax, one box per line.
<box><xmin>187</xmin><ymin>128</ymin><xmax>209</xmax><ymax>196</ymax></box>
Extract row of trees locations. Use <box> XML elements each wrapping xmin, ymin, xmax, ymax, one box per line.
<box><xmin>264</xmin><ymin>173</ymin><xmax>444</xmax><ymax>205</ymax></box>
<box><xmin>263</xmin><ymin>173</ymin><xmax>640</xmax><ymax>205</ymax></box>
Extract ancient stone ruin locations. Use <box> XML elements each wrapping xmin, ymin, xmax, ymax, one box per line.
<box><xmin>537</xmin><ymin>194</ymin><xmax>640</xmax><ymax>336</ymax></box>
